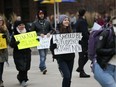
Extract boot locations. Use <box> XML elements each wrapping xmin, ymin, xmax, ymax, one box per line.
<box><xmin>0</xmin><ymin>81</ymin><xmax>4</xmax><ymax>87</ymax></box>
<box><xmin>80</xmin><ymin>71</ymin><xmax>90</xmax><ymax>78</ymax></box>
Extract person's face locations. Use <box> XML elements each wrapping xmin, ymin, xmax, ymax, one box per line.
<box><xmin>0</xmin><ymin>19</ymin><xmax>3</xmax><ymax>26</ymax></box>
<box><xmin>112</xmin><ymin>19</ymin><xmax>116</xmax><ymax>34</ymax></box>
<box><xmin>17</xmin><ymin>24</ymin><xmax>25</xmax><ymax>30</ymax></box>
<box><xmin>38</xmin><ymin>13</ymin><xmax>44</xmax><ymax>19</ymax></box>
<box><xmin>112</xmin><ymin>19</ymin><xmax>116</xmax><ymax>27</ymax></box>
<box><xmin>62</xmin><ymin>18</ymin><xmax>70</xmax><ymax>27</ymax></box>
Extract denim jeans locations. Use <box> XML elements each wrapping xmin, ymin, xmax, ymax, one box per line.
<box><xmin>93</xmin><ymin>63</ymin><xmax>116</xmax><ymax>87</ymax></box>
<box><xmin>38</xmin><ymin>49</ymin><xmax>48</xmax><ymax>71</ymax></box>
<box><xmin>56</xmin><ymin>58</ymin><xmax>74</xmax><ymax>87</ymax></box>
<box><xmin>0</xmin><ymin>63</ymin><xmax>4</xmax><ymax>81</ymax></box>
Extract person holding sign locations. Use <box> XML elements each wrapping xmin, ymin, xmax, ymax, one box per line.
<box><xmin>0</xmin><ymin>15</ymin><xmax>10</xmax><ymax>87</ymax></box>
<box><xmin>31</xmin><ymin>10</ymin><xmax>53</xmax><ymax>74</ymax></box>
<box><xmin>50</xmin><ymin>15</ymin><xmax>75</xmax><ymax>87</ymax></box>
<box><xmin>10</xmin><ymin>21</ymin><xmax>32</xmax><ymax>87</ymax></box>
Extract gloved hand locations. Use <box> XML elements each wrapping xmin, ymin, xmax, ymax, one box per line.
<box><xmin>36</xmin><ymin>38</ymin><xmax>40</xmax><ymax>41</ymax></box>
<box><xmin>2</xmin><ymin>34</ymin><xmax>7</xmax><ymax>38</ymax></box>
<box><xmin>16</xmin><ymin>41</ymin><xmax>20</xmax><ymax>45</ymax></box>
<box><xmin>53</xmin><ymin>43</ymin><xmax>57</xmax><ymax>49</ymax></box>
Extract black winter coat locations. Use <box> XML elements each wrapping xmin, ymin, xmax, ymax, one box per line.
<box><xmin>75</xmin><ymin>17</ymin><xmax>89</xmax><ymax>51</ymax></box>
<box><xmin>10</xmin><ymin>27</ymin><xmax>31</xmax><ymax>71</ymax></box>
<box><xmin>96</xmin><ymin>28</ymin><xmax>115</xmax><ymax>69</ymax></box>
<box><xmin>31</xmin><ymin>19</ymin><xmax>53</xmax><ymax>35</ymax></box>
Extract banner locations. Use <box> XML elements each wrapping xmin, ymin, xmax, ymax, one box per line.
<box><xmin>0</xmin><ymin>34</ymin><xmax>7</xmax><ymax>49</ymax></box>
<box><xmin>14</xmin><ymin>31</ymin><xmax>40</xmax><ymax>50</ymax></box>
<box><xmin>41</xmin><ymin>0</ymin><xmax>75</xmax><ymax>3</ymax></box>
<box><xmin>37</xmin><ymin>35</ymin><xmax>52</xmax><ymax>49</ymax></box>
<box><xmin>53</xmin><ymin>33</ymin><xmax>82</xmax><ymax>55</ymax></box>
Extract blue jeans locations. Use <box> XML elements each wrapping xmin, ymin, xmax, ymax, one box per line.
<box><xmin>93</xmin><ymin>63</ymin><xmax>116</xmax><ymax>87</ymax></box>
<box><xmin>56</xmin><ymin>58</ymin><xmax>74</xmax><ymax>87</ymax></box>
<box><xmin>38</xmin><ymin>49</ymin><xmax>48</xmax><ymax>71</ymax></box>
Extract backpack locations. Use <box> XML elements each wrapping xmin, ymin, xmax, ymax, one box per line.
<box><xmin>88</xmin><ymin>28</ymin><xmax>112</xmax><ymax>61</ymax></box>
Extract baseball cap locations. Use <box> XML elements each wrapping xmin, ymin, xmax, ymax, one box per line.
<box><xmin>38</xmin><ymin>10</ymin><xmax>44</xmax><ymax>15</ymax></box>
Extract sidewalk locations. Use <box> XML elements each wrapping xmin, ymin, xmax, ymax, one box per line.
<box><xmin>3</xmin><ymin>54</ymin><xmax>100</xmax><ymax>87</ymax></box>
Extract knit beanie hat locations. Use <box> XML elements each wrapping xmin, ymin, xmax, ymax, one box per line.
<box><xmin>38</xmin><ymin>10</ymin><xmax>44</xmax><ymax>15</ymax></box>
<box><xmin>59</xmin><ymin>15</ymin><xmax>68</xmax><ymax>24</ymax></box>
<box><xmin>14</xmin><ymin>20</ymin><xmax>24</xmax><ymax>28</ymax></box>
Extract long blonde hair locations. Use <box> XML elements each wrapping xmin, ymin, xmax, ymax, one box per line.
<box><xmin>0</xmin><ymin>15</ymin><xmax>7</xmax><ymax>32</ymax></box>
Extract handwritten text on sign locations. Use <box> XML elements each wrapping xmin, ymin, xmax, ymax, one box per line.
<box><xmin>53</xmin><ymin>33</ymin><xmax>82</xmax><ymax>55</ymax></box>
<box><xmin>37</xmin><ymin>35</ymin><xmax>52</xmax><ymax>49</ymax></box>
<box><xmin>14</xmin><ymin>31</ymin><xmax>40</xmax><ymax>50</ymax></box>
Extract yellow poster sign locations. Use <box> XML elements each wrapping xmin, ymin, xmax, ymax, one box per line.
<box><xmin>42</xmin><ymin>0</ymin><xmax>61</xmax><ymax>3</ymax></box>
<box><xmin>0</xmin><ymin>34</ymin><xmax>7</xmax><ymax>49</ymax></box>
<box><xmin>14</xmin><ymin>31</ymin><xmax>40</xmax><ymax>50</ymax></box>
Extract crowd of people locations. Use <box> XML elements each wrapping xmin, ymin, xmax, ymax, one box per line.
<box><xmin>0</xmin><ymin>8</ymin><xmax>115</xmax><ymax>87</ymax></box>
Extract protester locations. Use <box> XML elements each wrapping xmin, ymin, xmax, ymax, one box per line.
<box><xmin>93</xmin><ymin>16</ymin><xmax>116</xmax><ymax>87</ymax></box>
<box><xmin>16</xmin><ymin>16</ymin><xmax>21</xmax><ymax>21</ymax></box>
<box><xmin>0</xmin><ymin>15</ymin><xmax>10</xmax><ymax>87</ymax></box>
<box><xmin>104</xmin><ymin>13</ymin><xmax>111</xmax><ymax>28</ymax></box>
<box><xmin>50</xmin><ymin>14</ymin><xmax>75</xmax><ymax>87</ymax></box>
<box><xmin>31</xmin><ymin>10</ymin><xmax>53</xmax><ymax>74</ymax></box>
<box><xmin>70</xmin><ymin>13</ymin><xmax>77</xmax><ymax>32</ymax></box>
<box><xmin>10</xmin><ymin>21</ymin><xmax>31</xmax><ymax>87</ymax></box>
<box><xmin>94</xmin><ymin>13</ymin><xmax>105</xmax><ymax>26</ymax></box>
<box><xmin>7</xmin><ymin>15</ymin><xmax>22</xmax><ymax>37</ymax></box>
<box><xmin>74</xmin><ymin>8</ymin><xmax>90</xmax><ymax>78</ymax></box>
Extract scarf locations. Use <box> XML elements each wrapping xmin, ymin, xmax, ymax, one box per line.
<box><xmin>16</xmin><ymin>27</ymin><xmax>26</xmax><ymax>33</ymax></box>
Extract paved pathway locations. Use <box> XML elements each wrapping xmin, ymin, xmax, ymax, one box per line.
<box><xmin>3</xmin><ymin>54</ymin><xmax>101</xmax><ymax>87</ymax></box>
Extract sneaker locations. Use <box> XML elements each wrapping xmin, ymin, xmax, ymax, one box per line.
<box><xmin>20</xmin><ymin>81</ymin><xmax>27</xmax><ymax>87</ymax></box>
<box><xmin>42</xmin><ymin>69</ymin><xmax>47</xmax><ymax>75</ymax></box>
<box><xmin>0</xmin><ymin>81</ymin><xmax>4</xmax><ymax>87</ymax></box>
<box><xmin>80</xmin><ymin>72</ymin><xmax>90</xmax><ymax>78</ymax></box>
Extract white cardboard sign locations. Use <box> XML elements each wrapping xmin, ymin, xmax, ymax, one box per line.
<box><xmin>53</xmin><ymin>33</ymin><xmax>82</xmax><ymax>55</ymax></box>
<box><xmin>37</xmin><ymin>35</ymin><xmax>52</xmax><ymax>49</ymax></box>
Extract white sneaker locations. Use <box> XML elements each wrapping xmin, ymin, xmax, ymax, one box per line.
<box><xmin>21</xmin><ymin>81</ymin><xmax>27</xmax><ymax>87</ymax></box>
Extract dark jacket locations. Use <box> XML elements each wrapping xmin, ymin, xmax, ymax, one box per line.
<box><xmin>50</xmin><ymin>30</ymin><xmax>75</xmax><ymax>61</ymax></box>
<box><xmin>75</xmin><ymin>17</ymin><xmax>89</xmax><ymax>51</ymax></box>
<box><xmin>96</xmin><ymin>28</ymin><xmax>115</xmax><ymax>69</ymax></box>
<box><xmin>31</xmin><ymin>19</ymin><xmax>53</xmax><ymax>35</ymax></box>
<box><xmin>10</xmin><ymin>27</ymin><xmax>31</xmax><ymax>71</ymax></box>
<box><xmin>0</xmin><ymin>29</ymin><xmax>10</xmax><ymax>63</ymax></box>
